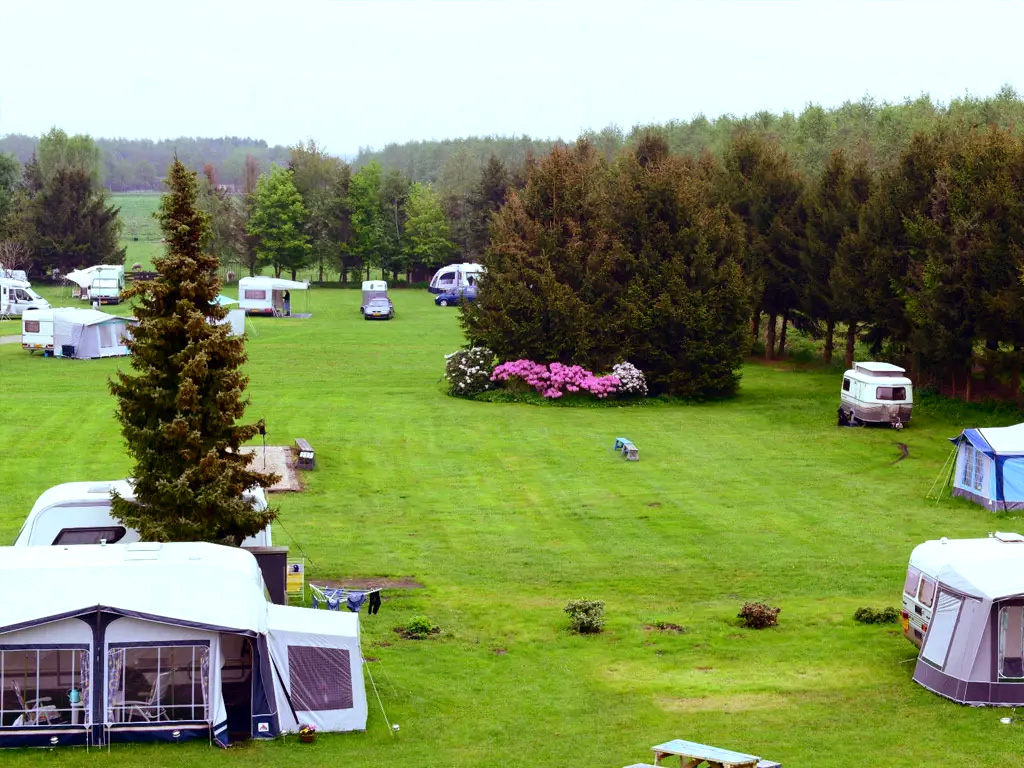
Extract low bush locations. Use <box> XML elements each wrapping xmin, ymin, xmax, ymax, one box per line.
<box><xmin>444</xmin><ymin>347</ymin><xmax>497</xmax><ymax>398</ymax></box>
<box><xmin>565</xmin><ymin>599</ymin><xmax>605</xmax><ymax>633</ymax></box>
<box><xmin>738</xmin><ymin>601</ymin><xmax>780</xmax><ymax>629</ymax></box>
<box><xmin>492</xmin><ymin>360</ymin><xmax>619</xmax><ymax>399</ymax></box>
<box><xmin>853</xmin><ymin>606</ymin><xmax>900</xmax><ymax>624</ymax></box>
<box><xmin>396</xmin><ymin>615</ymin><xmax>440</xmax><ymax>639</ymax></box>
<box><xmin>612</xmin><ymin>362</ymin><xmax>648</xmax><ymax>396</ymax></box>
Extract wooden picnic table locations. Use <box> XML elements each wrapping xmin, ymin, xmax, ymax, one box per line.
<box><xmin>650</xmin><ymin>739</ymin><xmax>762</xmax><ymax>768</ymax></box>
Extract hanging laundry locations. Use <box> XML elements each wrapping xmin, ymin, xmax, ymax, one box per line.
<box><xmin>368</xmin><ymin>590</ymin><xmax>382</xmax><ymax>615</ymax></box>
<box><xmin>347</xmin><ymin>591</ymin><xmax>366</xmax><ymax>612</ymax></box>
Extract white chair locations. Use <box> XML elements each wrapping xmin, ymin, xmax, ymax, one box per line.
<box><xmin>12</xmin><ymin>681</ymin><xmax>60</xmax><ymax>725</ymax></box>
<box><xmin>115</xmin><ymin>672</ymin><xmax>170</xmax><ymax>722</ymax></box>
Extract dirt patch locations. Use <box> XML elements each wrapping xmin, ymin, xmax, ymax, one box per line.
<box><xmin>492</xmin><ymin>648</ymin><xmax>508</xmax><ymax>655</ymax></box>
<box><xmin>644</xmin><ymin>622</ymin><xmax>687</xmax><ymax>633</ymax></box>
<box><xmin>646</xmin><ymin>501</ymin><xmax>662</xmax><ymax>508</ymax></box>
<box><xmin>317</xmin><ymin>577</ymin><xmax>424</xmax><ymax>590</ymax></box>
<box><xmin>658</xmin><ymin>692</ymin><xmax>792</xmax><ymax>714</ymax></box>
<box><xmin>240</xmin><ymin>446</ymin><xmax>301</xmax><ymax>492</ymax></box>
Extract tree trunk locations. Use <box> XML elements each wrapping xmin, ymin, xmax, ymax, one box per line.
<box><xmin>765</xmin><ymin>313</ymin><xmax>777</xmax><ymax>360</ymax></box>
<box><xmin>365</xmin><ymin>263</ymin><xmax>370</xmax><ymax>280</ymax></box>
<box><xmin>777</xmin><ymin>309</ymin><xmax>789</xmax><ymax>358</ymax></box>
<box><xmin>751</xmin><ymin>309</ymin><xmax>761</xmax><ymax>341</ymax></box>
<box><xmin>844</xmin><ymin>322</ymin><xmax>857</xmax><ymax>369</ymax></box>
<box><xmin>318</xmin><ymin>259</ymin><xmax>324</xmax><ymax>283</ymax></box>
<box><xmin>823</xmin><ymin>318</ymin><xmax>835</xmax><ymax>365</ymax></box>
<box><xmin>290</xmin><ymin>268</ymin><xmax>296</xmax><ymax>281</ymax></box>
<box><xmin>965</xmin><ymin>362</ymin><xmax>972</xmax><ymax>403</ymax></box>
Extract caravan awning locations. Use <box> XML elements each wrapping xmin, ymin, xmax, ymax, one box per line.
<box><xmin>64</xmin><ymin>268</ymin><xmax>97</xmax><ymax>289</ymax></box>
<box><xmin>240</xmin><ymin>277</ymin><xmax>309</xmax><ymax>291</ymax></box>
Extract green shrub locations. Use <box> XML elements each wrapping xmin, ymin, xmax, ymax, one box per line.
<box><xmin>853</xmin><ymin>606</ymin><xmax>900</xmax><ymax>624</ymax></box>
<box><xmin>398</xmin><ymin>615</ymin><xmax>439</xmax><ymax>639</ymax></box>
<box><xmin>565</xmin><ymin>599</ymin><xmax>605</xmax><ymax>634</ymax></box>
<box><xmin>738</xmin><ymin>601</ymin><xmax>780</xmax><ymax>629</ymax></box>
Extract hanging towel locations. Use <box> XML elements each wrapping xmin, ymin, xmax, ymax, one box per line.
<box><xmin>368</xmin><ymin>590</ymin><xmax>382</xmax><ymax>615</ymax></box>
<box><xmin>327</xmin><ymin>596</ymin><xmax>341</xmax><ymax>611</ymax></box>
<box><xmin>347</xmin><ymin>591</ymin><xmax>366</xmax><ymax>612</ymax></box>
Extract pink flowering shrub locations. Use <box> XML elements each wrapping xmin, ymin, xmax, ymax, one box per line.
<box><xmin>491</xmin><ymin>360</ymin><xmax>620</xmax><ymax>399</ymax></box>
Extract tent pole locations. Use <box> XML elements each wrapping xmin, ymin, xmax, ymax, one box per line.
<box><xmin>363</xmin><ymin>660</ymin><xmax>394</xmax><ymax>736</ymax></box>
<box><xmin>927</xmin><ymin>446</ymin><xmax>957</xmax><ymax>501</ymax></box>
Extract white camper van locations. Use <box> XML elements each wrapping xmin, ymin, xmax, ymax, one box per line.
<box><xmin>14</xmin><ymin>480</ymin><xmax>273</xmax><ymax>548</ymax></box>
<box><xmin>0</xmin><ymin>277</ymin><xmax>49</xmax><ymax>317</ymax></box>
<box><xmin>839</xmin><ymin>362</ymin><xmax>913</xmax><ymax>428</ymax></box>
<box><xmin>428</xmin><ymin>262</ymin><xmax>485</xmax><ymax>294</ymax></box>
<box><xmin>21</xmin><ymin>308</ymin><xmax>53</xmax><ymax>353</ymax></box>
<box><xmin>89</xmin><ymin>265</ymin><xmax>125</xmax><ymax>304</ymax></box>
<box><xmin>901</xmin><ymin>532</ymin><xmax>1024</xmax><ymax>648</ymax></box>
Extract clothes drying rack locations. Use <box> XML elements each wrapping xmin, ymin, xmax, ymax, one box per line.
<box><xmin>309</xmin><ymin>583</ymin><xmax>382</xmax><ymax>611</ymax></box>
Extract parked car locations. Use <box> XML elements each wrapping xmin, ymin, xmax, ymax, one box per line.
<box><xmin>363</xmin><ymin>297</ymin><xmax>394</xmax><ymax>320</ymax></box>
<box><xmin>435</xmin><ymin>286</ymin><xmax>477</xmax><ymax>307</ymax></box>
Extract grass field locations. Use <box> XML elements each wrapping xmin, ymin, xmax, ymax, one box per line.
<box><xmin>2</xmin><ymin>286</ymin><xmax>1024</xmax><ymax>766</ymax></box>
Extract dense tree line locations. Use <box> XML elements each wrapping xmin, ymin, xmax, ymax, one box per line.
<box><xmin>465</xmin><ymin>117</ymin><xmax>1024</xmax><ymax>401</ymax></box>
<box><xmin>0</xmin><ymin>134</ymin><xmax>290</xmax><ymax>192</ymax></box>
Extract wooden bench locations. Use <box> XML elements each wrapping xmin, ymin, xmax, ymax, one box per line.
<box><xmin>621</xmin><ymin>440</ymin><xmax>639</xmax><ymax>461</ymax></box>
<box><xmin>294</xmin><ymin>438</ymin><xmax>315</xmax><ymax>470</ymax></box>
<box><xmin>649</xmin><ymin>739</ymin><xmax>780</xmax><ymax>768</ymax></box>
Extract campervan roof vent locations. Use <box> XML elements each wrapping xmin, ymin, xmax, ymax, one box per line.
<box><xmin>87</xmin><ymin>483</ymin><xmax>112</xmax><ymax>495</ymax></box>
<box><xmin>124</xmin><ymin>541</ymin><xmax>162</xmax><ymax>560</ymax></box>
<box><xmin>853</xmin><ymin>362</ymin><xmax>906</xmax><ymax>377</ymax></box>
<box><xmin>994</xmin><ymin>531</ymin><xmax>1024</xmax><ymax>543</ymax></box>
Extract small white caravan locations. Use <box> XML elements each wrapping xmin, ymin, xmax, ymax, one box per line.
<box><xmin>839</xmin><ymin>361</ymin><xmax>913</xmax><ymax>428</ymax></box>
<box><xmin>14</xmin><ymin>480</ymin><xmax>273</xmax><ymax>548</ymax></box>
<box><xmin>89</xmin><ymin>265</ymin><xmax>125</xmax><ymax>304</ymax></box>
<box><xmin>0</xmin><ymin>277</ymin><xmax>49</xmax><ymax>317</ymax></box>
<box><xmin>428</xmin><ymin>262</ymin><xmax>485</xmax><ymax>294</ymax></box>
<box><xmin>238</xmin><ymin>276</ymin><xmax>309</xmax><ymax>316</ymax></box>
<box><xmin>21</xmin><ymin>307</ymin><xmax>54</xmax><ymax>353</ymax></box>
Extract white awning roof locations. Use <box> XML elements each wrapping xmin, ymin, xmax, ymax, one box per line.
<box><xmin>854</xmin><ymin>361</ymin><xmax>905</xmax><ymax>374</ymax></box>
<box><xmin>912</xmin><ymin>535</ymin><xmax>1024</xmax><ymax>599</ymax></box>
<box><xmin>53</xmin><ymin>308</ymin><xmax>134</xmax><ymax>326</ymax></box>
<box><xmin>0</xmin><ymin>542</ymin><xmax>269</xmax><ymax>634</ymax></box>
<box><xmin>239</xmin><ymin>276</ymin><xmax>309</xmax><ymax>291</ymax></box>
<box><xmin>976</xmin><ymin>424</ymin><xmax>1024</xmax><ymax>454</ymax></box>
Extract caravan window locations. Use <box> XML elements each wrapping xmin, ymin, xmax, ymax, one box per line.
<box><xmin>999</xmin><ymin>605</ymin><xmax>1024</xmax><ymax>679</ymax></box>
<box><xmin>288</xmin><ymin>646</ymin><xmax>353</xmax><ymax>711</ymax></box>
<box><xmin>108</xmin><ymin>644</ymin><xmax>209</xmax><ymax>723</ymax></box>
<box><xmin>903</xmin><ymin>566</ymin><xmax>921</xmax><ymax>597</ymax></box>
<box><xmin>918</xmin><ymin>576</ymin><xmax>936</xmax><ymax>607</ymax></box>
<box><xmin>920</xmin><ymin>591</ymin><xmax>962</xmax><ymax>669</ymax></box>
<box><xmin>24</xmin><ymin>320</ymin><xmax>39</xmax><ymax>333</ymax></box>
<box><xmin>842</xmin><ymin>378</ymin><xmax>851</xmax><ymax>392</ymax></box>
<box><xmin>244</xmin><ymin>289</ymin><xmax>267</xmax><ymax>300</ymax></box>
<box><xmin>0</xmin><ymin>647</ymin><xmax>89</xmax><ymax>727</ymax></box>
<box><xmin>437</xmin><ymin>272</ymin><xmax>456</xmax><ymax>285</ymax></box>
<box><xmin>876</xmin><ymin>386</ymin><xmax>907</xmax><ymax>401</ymax></box>
<box><xmin>53</xmin><ymin>526</ymin><xmax>127</xmax><ymax>545</ymax></box>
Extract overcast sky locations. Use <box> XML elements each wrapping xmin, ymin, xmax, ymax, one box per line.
<box><xmin>1</xmin><ymin>0</ymin><xmax>1018</xmax><ymax>156</ymax></box>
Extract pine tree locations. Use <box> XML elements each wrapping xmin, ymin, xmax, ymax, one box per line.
<box><xmin>109</xmin><ymin>158</ymin><xmax>278</xmax><ymax>544</ymax></box>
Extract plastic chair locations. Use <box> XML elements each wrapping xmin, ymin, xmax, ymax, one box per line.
<box><xmin>13</xmin><ymin>681</ymin><xmax>60</xmax><ymax>725</ymax></box>
<box><xmin>115</xmin><ymin>671</ymin><xmax>170</xmax><ymax>722</ymax></box>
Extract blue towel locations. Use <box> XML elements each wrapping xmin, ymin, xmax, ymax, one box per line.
<box><xmin>347</xmin><ymin>591</ymin><xmax>366</xmax><ymax>612</ymax></box>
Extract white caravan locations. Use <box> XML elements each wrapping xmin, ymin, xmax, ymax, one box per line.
<box><xmin>21</xmin><ymin>308</ymin><xmax>54</xmax><ymax>353</ymax></box>
<box><xmin>89</xmin><ymin>265</ymin><xmax>125</xmax><ymax>304</ymax></box>
<box><xmin>0</xmin><ymin>277</ymin><xmax>49</xmax><ymax>317</ymax></box>
<box><xmin>14</xmin><ymin>479</ymin><xmax>273</xmax><ymax>548</ymax></box>
<box><xmin>238</xmin><ymin>276</ymin><xmax>309</xmax><ymax>316</ymax></box>
<box><xmin>839</xmin><ymin>362</ymin><xmax>913</xmax><ymax>428</ymax></box>
<box><xmin>428</xmin><ymin>262</ymin><xmax>485</xmax><ymax>294</ymax></box>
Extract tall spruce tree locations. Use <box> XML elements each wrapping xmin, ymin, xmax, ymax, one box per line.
<box><xmin>109</xmin><ymin>158</ymin><xmax>277</xmax><ymax>544</ymax></box>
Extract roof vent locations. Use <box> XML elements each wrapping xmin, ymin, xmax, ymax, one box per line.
<box><xmin>994</xmin><ymin>531</ymin><xmax>1024</xmax><ymax>543</ymax></box>
<box><xmin>87</xmin><ymin>483</ymin><xmax>112</xmax><ymax>495</ymax></box>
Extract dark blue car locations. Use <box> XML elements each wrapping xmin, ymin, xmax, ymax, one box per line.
<box><xmin>434</xmin><ymin>287</ymin><xmax>477</xmax><ymax>307</ymax></box>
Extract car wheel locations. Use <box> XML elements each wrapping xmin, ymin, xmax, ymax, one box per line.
<box><xmin>439</xmin><ymin>299</ymin><xmax>448</xmax><ymax>307</ymax></box>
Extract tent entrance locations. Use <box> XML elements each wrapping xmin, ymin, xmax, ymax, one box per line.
<box><xmin>221</xmin><ymin>635</ymin><xmax>253</xmax><ymax>740</ymax></box>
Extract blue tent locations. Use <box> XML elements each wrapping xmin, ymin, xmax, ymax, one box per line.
<box><xmin>950</xmin><ymin>424</ymin><xmax>1024</xmax><ymax>511</ymax></box>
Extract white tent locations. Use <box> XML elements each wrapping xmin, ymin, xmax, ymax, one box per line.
<box><xmin>910</xmin><ymin>533</ymin><xmax>1024</xmax><ymax>706</ymax></box>
<box><xmin>238</xmin><ymin>277</ymin><xmax>309</xmax><ymax>316</ymax></box>
<box><xmin>52</xmin><ymin>308</ymin><xmax>135</xmax><ymax>359</ymax></box>
<box><xmin>0</xmin><ymin>542</ymin><xmax>366</xmax><ymax>748</ymax></box>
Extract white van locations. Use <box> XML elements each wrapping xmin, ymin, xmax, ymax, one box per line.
<box><xmin>902</xmin><ymin>532</ymin><xmax>1024</xmax><ymax>648</ymax></box>
<box><xmin>0</xmin><ymin>277</ymin><xmax>49</xmax><ymax>317</ymax></box>
<box><xmin>428</xmin><ymin>263</ymin><xmax>485</xmax><ymax>294</ymax></box>
<box><xmin>21</xmin><ymin>308</ymin><xmax>53</xmax><ymax>353</ymax></box>
<box><xmin>14</xmin><ymin>480</ymin><xmax>273</xmax><ymax>547</ymax></box>
<box><xmin>89</xmin><ymin>265</ymin><xmax>124</xmax><ymax>304</ymax></box>
<box><xmin>839</xmin><ymin>362</ymin><xmax>913</xmax><ymax>428</ymax></box>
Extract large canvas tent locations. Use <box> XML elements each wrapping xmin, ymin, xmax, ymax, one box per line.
<box><xmin>0</xmin><ymin>543</ymin><xmax>366</xmax><ymax>748</ymax></box>
<box><xmin>52</xmin><ymin>308</ymin><xmax>136</xmax><ymax>359</ymax></box>
<box><xmin>912</xmin><ymin>533</ymin><xmax>1024</xmax><ymax>706</ymax></box>
<box><xmin>950</xmin><ymin>424</ymin><xmax>1024</xmax><ymax>511</ymax></box>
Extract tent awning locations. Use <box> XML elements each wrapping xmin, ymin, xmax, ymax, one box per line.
<box><xmin>239</xmin><ymin>277</ymin><xmax>309</xmax><ymax>291</ymax></box>
<box><xmin>951</xmin><ymin>424</ymin><xmax>1024</xmax><ymax>457</ymax></box>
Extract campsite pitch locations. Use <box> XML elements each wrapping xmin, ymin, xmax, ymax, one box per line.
<box><xmin>3</xmin><ymin>286</ymin><xmax>1024</xmax><ymax>766</ymax></box>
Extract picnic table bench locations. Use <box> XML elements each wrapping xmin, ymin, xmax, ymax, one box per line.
<box><xmin>614</xmin><ymin>436</ymin><xmax>639</xmax><ymax>461</ymax></box>
<box><xmin>646</xmin><ymin>739</ymin><xmax>780</xmax><ymax>768</ymax></box>
<box><xmin>295</xmin><ymin>438</ymin><xmax>315</xmax><ymax>470</ymax></box>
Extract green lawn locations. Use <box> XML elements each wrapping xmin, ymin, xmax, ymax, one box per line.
<box><xmin>1</xmin><ymin>289</ymin><xmax>1023</xmax><ymax>766</ymax></box>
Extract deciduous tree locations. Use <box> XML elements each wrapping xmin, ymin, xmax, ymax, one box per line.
<box><xmin>247</xmin><ymin>165</ymin><xmax>311</xmax><ymax>279</ymax></box>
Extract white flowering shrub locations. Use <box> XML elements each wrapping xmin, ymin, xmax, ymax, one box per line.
<box><xmin>611</xmin><ymin>361</ymin><xmax>648</xmax><ymax>396</ymax></box>
<box><xmin>444</xmin><ymin>347</ymin><xmax>497</xmax><ymax>397</ymax></box>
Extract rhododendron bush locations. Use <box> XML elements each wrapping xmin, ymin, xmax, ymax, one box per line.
<box><xmin>491</xmin><ymin>360</ymin><xmax>619</xmax><ymax>399</ymax></box>
<box><xmin>444</xmin><ymin>347</ymin><xmax>497</xmax><ymax>397</ymax></box>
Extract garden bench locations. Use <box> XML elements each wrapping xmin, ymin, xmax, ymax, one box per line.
<box><xmin>614</xmin><ymin>436</ymin><xmax>639</xmax><ymax>461</ymax></box>
<box><xmin>647</xmin><ymin>739</ymin><xmax>781</xmax><ymax>768</ymax></box>
<box><xmin>294</xmin><ymin>438</ymin><xmax>315</xmax><ymax>470</ymax></box>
